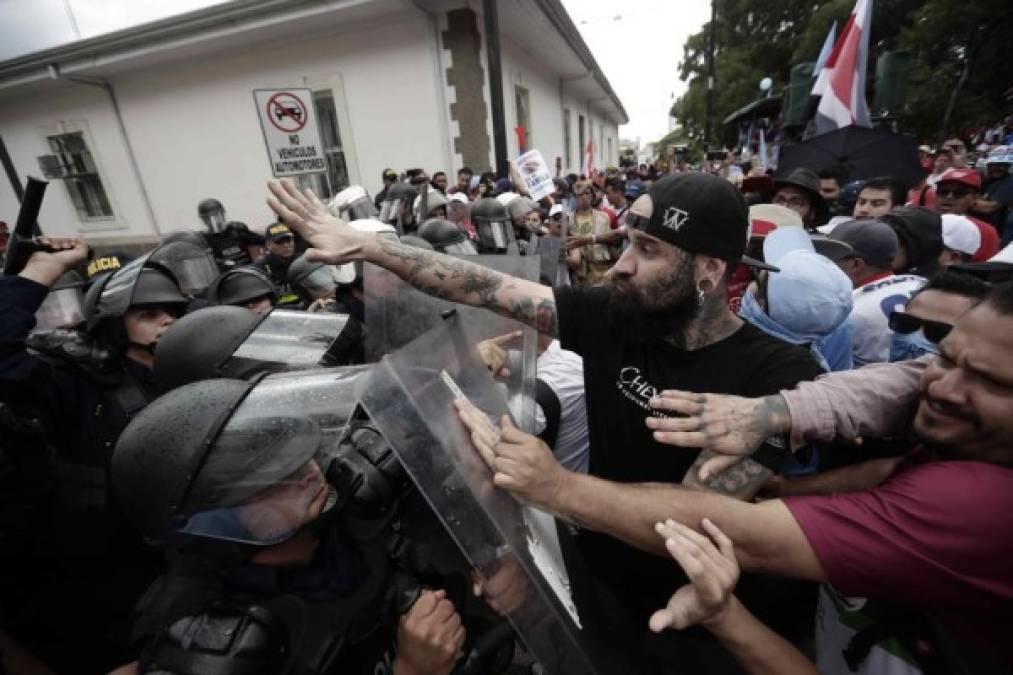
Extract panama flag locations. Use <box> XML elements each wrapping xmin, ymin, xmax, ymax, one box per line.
<box><xmin>811</xmin><ymin>0</ymin><xmax>872</xmax><ymax>135</ymax></box>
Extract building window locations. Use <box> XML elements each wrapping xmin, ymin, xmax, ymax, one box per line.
<box><xmin>45</xmin><ymin>132</ymin><xmax>113</xmax><ymax>220</ymax></box>
<box><xmin>563</xmin><ymin>109</ymin><xmax>572</xmax><ymax>169</ymax></box>
<box><xmin>578</xmin><ymin>114</ymin><xmax>586</xmax><ymax>173</ymax></box>
<box><xmin>514</xmin><ymin>86</ymin><xmax>531</xmax><ymax>152</ymax></box>
<box><xmin>295</xmin><ymin>89</ymin><xmax>348</xmax><ymax>199</ymax></box>
<box><xmin>608</xmin><ymin>136</ymin><xmax>613</xmax><ymax>162</ymax></box>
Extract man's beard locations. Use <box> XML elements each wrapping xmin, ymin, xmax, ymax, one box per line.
<box><xmin>604</xmin><ymin>262</ymin><xmax>700</xmax><ymax>345</ymax></box>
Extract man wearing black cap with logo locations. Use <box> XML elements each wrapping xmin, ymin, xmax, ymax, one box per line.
<box><xmin>773</xmin><ymin>168</ymin><xmax>829</xmax><ymax>231</ymax></box>
<box><xmin>267</xmin><ymin>173</ymin><xmax>822</xmax><ymax>671</ymax></box>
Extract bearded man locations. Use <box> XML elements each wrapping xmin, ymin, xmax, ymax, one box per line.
<box><xmin>266</xmin><ymin>172</ymin><xmax>822</xmax><ymax>673</ymax></box>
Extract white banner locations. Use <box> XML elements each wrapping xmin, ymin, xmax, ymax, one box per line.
<box><xmin>513</xmin><ymin>149</ymin><xmax>554</xmax><ymax>201</ymax></box>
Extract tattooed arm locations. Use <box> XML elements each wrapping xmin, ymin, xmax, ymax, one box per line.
<box><xmin>681</xmin><ymin>455</ymin><xmax>772</xmax><ymax>500</ymax></box>
<box><xmin>266</xmin><ymin>177</ymin><xmax>557</xmax><ymax>335</ymax></box>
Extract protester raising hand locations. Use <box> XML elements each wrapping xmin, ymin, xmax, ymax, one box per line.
<box><xmin>652</xmin><ymin>518</ymin><xmax>817</xmax><ymax>675</ymax></box>
<box><xmin>266</xmin><ymin>178</ymin><xmax>370</xmax><ymax>265</ymax></box>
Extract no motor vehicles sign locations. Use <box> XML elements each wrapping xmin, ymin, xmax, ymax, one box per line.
<box><xmin>254</xmin><ymin>88</ymin><xmax>327</xmax><ymax>177</ymax></box>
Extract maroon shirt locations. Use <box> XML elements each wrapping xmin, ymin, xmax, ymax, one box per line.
<box><xmin>785</xmin><ymin>459</ymin><xmax>1013</xmax><ymax>662</ymax></box>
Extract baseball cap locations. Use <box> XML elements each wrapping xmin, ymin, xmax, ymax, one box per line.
<box><xmin>264</xmin><ymin>222</ymin><xmax>294</xmax><ymax>242</ymax></box>
<box><xmin>548</xmin><ymin>203</ymin><xmax>564</xmax><ymax>218</ymax></box>
<box><xmin>823</xmin><ymin>219</ymin><xmax>899</xmax><ymax>269</ymax></box>
<box><xmin>382</xmin><ymin>168</ymin><xmax>397</xmax><ymax>180</ymax></box>
<box><xmin>951</xmin><ymin>241</ymin><xmax>1013</xmax><ymax>280</ymax></box>
<box><xmin>761</xmin><ymin>229</ymin><xmax>854</xmax><ymax>337</ymax></box>
<box><xmin>748</xmin><ymin>203</ymin><xmax>803</xmax><ymax>239</ymax></box>
<box><xmin>638</xmin><ymin>173</ymin><xmax>777</xmax><ymax>271</ymax></box>
<box><xmin>448</xmin><ymin>192</ymin><xmax>469</xmax><ymax>205</ymax></box>
<box><xmin>941</xmin><ymin>214</ymin><xmax>981</xmax><ymax>256</ymax></box>
<box><xmin>936</xmin><ymin>168</ymin><xmax>981</xmax><ymax>191</ymax></box>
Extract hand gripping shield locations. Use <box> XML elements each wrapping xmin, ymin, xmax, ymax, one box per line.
<box><xmin>356</xmin><ymin>313</ymin><xmax>601</xmax><ymax>675</ymax></box>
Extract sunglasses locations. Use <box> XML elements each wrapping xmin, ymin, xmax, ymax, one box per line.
<box><xmin>888</xmin><ymin>311</ymin><xmax>952</xmax><ymax>344</ymax></box>
<box><xmin>936</xmin><ymin>186</ymin><xmax>973</xmax><ymax>199</ymax></box>
<box><xmin>273</xmin><ymin>235</ymin><xmax>295</xmax><ymax>244</ymax></box>
<box><xmin>626</xmin><ymin>213</ymin><xmax>650</xmax><ymax>230</ymax></box>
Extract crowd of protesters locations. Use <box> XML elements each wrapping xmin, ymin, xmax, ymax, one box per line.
<box><xmin>1</xmin><ymin>109</ymin><xmax>1012</xmax><ymax>675</ymax></box>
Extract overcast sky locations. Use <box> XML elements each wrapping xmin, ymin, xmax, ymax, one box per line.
<box><xmin>0</xmin><ymin>0</ymin><xmax>707</xmax><ymax>145</ymax></box>
<box><xmin>560</xmin><ymin>0</ymin><xmax>711</xmax><ymax>145</ymax></box>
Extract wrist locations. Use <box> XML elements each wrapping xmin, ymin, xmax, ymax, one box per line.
<box><xmin>19</xmin><ymin>260</ymin><xmax>65</xmax><ymax>288</ymax></box>
<box><xmin>392</xmin><ymin>657</ymin><xmax>420</xmax><ymax>675</ymax></box>
<box><xmin>700</xmin><ymin>595</ymin><xmax>744</xmax><ymax>636</ymax></box>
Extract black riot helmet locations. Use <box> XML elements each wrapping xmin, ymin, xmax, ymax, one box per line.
<box><xmin>417</xmin><ymin>218</ymin><xmax>478</xmax><ymax>255</ymax></box>
<box><xmin>113</xmin><ymin>370</ymin><xmax>369</xmax><ymax>550</ymax></box>
<box><xmin>84</xmin><ymin>256</ymin><xmax>189</xmax><ymax>354</ymax></box>
<box><xmin>198</xmin><ymin>198</ymin><xmax>227</xmax><ymax>233</ymax></box>
<box><xmin>161</xmin><ymin>230</ymin><xmax>209</xmax><ymax>248</ymax></box>
<box><xmin>147</xmin><ymin>241</ymin><xmax>219</xmax><ymax>297</ymax></box>
<box><xmin>287</xmin><ymin>254</ymin><xmax>354</xmax><ymax>305</ymax></box>
<box><xmin>207</xmin><ymin>267</ymin><xmax>279</xmax><ymax>309</ymax></box>
<box><xmin>379</xmin><ymin>182</ymin><xmax>419</xmax><ymax>233</ymax></box>
<box><xmin>153</xmin><ymin>306</ymin><xmax>351</xmax><ymax>390</ymax></box>
<box><xmin>327</xmin><ymin>185</ymin><xmax>379</xmax><ymax>221</ymax></box>
<box><xmin>470</xmin><ymin>197</ymin><xmax>513</xmax><ymax>254</ymax></box>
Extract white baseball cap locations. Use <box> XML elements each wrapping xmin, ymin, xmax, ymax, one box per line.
<box><xmin>941</xmin><ymin>214</ymin><xmax>981</xmax><ymax>256</ymax></box>
<box><xmin>549</xmin><ymin>203</ymin><xmax>564</xmax><ymax>217</ymax></box>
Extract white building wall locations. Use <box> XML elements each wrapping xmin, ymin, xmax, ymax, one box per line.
<box><xmin>500</xmin><ymin>37</ymin><xmax>564</xmax><ymax>172</ymax></box>
<box><xmin>0</xmin><ymin>84</ymin><xmax>160</xmax><ymax>243</ymax></box>
<box><xmin>0</xmin><ymin>17</ymin><xmax>446</xmax><ymax>244</ymax></box>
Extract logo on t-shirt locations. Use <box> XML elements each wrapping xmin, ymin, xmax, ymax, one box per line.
<box><xmin>616</xmin><ymin>366</ymin><xmax>673</xmax><ymax>418</ymax></box>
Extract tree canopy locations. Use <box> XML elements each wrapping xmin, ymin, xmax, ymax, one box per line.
<box><xmin>670</xmin><ymin>0</ymin><xmax>1012</xmax><ymax>148</ymax></box>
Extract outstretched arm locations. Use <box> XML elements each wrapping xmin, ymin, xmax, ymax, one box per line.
<box><xmin>267</xmin><ymin>179</ymin><xmax>558</xmax><ymax>335</ymax></box>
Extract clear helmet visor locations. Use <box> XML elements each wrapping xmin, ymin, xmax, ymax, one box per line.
<box><xmin>448</xmin><ymin>201</ymin><xmax>470</xmax><ymax>225</ymax></box>
<box><xmin>443</xmin><ymin>239</ymin><xmax>478</xmax><ymax>256</ymax></box>
<box><xmin>172</xmin><ymin>250</ymin><xmax>219</xmax><ymax>296</ymax></box>
<box><xmin>379</xmin><ymin>198</ymin><xmax>406</xmax><ymax>226</ymax></box>
<box><xmin>230</xmin><ymin>309</ymin><xmax>348</xmax><ymax>367</ymax></box>
<box><xmin>35</xmin><ymin>286</ymin><xmax>85</xmax><ymax>330</ymax></box>
<box><xmin>202</xmin><ymin>210</ymin><xmax>227</xmax><ymax>233</ymax></box>
<box><xmin>178</xmin><ymin>366</ymin><xmax>370</xmax><ymax>545</ymax></box>
<box><xmin>476</xmin><ymin>221</ymin><xmax>510</xmax><ymax>252</ymax></box>
<box><xmin>343</xmin><ymin>196</ymin><xmax>379</xmax><ymax>221</ymax></box>
<box><xmin>297</xmin><ymin>265</ymin><xmax>339</xmax><ymax>299</ymax></box>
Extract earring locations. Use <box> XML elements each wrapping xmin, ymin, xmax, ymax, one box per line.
<box><xmin>696</xmin><ymin>284</ymin><xmax>706</xmax><ymax>307</ymax></box>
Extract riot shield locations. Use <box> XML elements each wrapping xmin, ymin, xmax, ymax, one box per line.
<box><xmin>357</xmin><ymin>313</ymin><xmax>599</xmax><ymax>675</ymax></box>
<box><xmin>364</xmin><ymin>255</ymin><xmax>538</xmax><ymax>433</ymax></box>
<box><xmin>232</xmin><ymin>309</ymin><xmax>348</xmax><ymax>367</ymax></box>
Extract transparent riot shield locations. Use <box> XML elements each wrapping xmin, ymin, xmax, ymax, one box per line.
<box><xmin>535</xmin><ymin>235</ymin><xmax>567</xmax><ymax>286</ymax></box>
<box><xmin>364</xmin><ymin>255</ymin><xmax>538</xmax><ymax>433</ymax></box>
<box><xmin>357</xmin><ymin>313</ymin><xmax>599</xmax><ymax>675</ymax></box>
<box><xmin>232</xmin><ymin>309</ymin><xmax>348</xmax><ymax>367</ymax></box>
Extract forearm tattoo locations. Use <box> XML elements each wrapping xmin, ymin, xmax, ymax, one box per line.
<box><xmin>376</xmin><ymin>238</ymin><xmax>558</xmax><ymax>335</ymax></box>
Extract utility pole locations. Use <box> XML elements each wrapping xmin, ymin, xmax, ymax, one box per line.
<box><xmin>483</xmin><ymin>0</ymin><xmax>508</xmax><ymax>177</ymax></box>
<box><xmin>704</xmin><ymin>0</ymin><xmax>716</xmax><ymax>147</ymax></box>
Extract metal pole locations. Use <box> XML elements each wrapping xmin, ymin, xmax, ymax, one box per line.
<box><xmin>483</xmin><ymin>0</ymin><xmax>508</xmax><ymax>177</ymax></box>
<box><xmin>0</xmin><ymin>134</ymin><xmax>25</xmax><ymax>203</ymax></box>
<box><xmin>704</xmin><ymin>0</ymin><xmax>716</xmax><ymax>146</ymax></box>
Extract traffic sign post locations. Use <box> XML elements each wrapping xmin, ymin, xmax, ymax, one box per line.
<box><xmin>254</xmin><ymin>88</ymin><xmax>327</xmax><ymax>177</ymax></box>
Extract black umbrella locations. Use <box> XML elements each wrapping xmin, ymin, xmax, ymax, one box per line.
<box><xmin>778</xmin><ymin>126</ymin><xmax>924</xmax><ymax>188</ymax></box>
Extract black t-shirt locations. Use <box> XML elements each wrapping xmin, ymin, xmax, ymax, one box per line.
<box><xmin>554</xmin><ymin>285</ymin><xmax>821</xmax><ymax>623</ymax></box>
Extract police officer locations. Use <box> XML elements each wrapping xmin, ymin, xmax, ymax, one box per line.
<box><xmin>111</xmin><ymin>377</ymin><xmax>467</xmax><ymax>675</ymax></box>
<box><xmin>257</xmin><ymin>222</ymin><xmax>303</xmax><ymax>305</ymax></box>
<box><xmin>0</xmin><ymin>236</ymin><xmax>190</xmax><ymax>672</ymax></box>
<box><xmin>469</xmin><ymin>197</ymin><xmax>515</xmax><ymax>254</ymax></box>
<box><xmin>207</xmin><ymin>266</ymin><xmax>279</xmax><ymax>315</ymax></box>
<box><xmin>417</xmin><ymin>218</ymin><xmax>478</xmax><ymax>255</ymax></box>
<box><xmin>195</xmin><ymin>199</ymin><xmax>254</xmax><ymax>269</ymax></box>
<box><xmin>379</xmin><ymin>181</ymin><xmax>422</xmax><ymax>234</ymax></box>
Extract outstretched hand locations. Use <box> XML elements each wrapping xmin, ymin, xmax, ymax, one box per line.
<box><xmin>645</xmin><ymin>391</ymin><xmax>792</xmax><ymax>481</ymax></box>
<box><xmin>266</xmin><ymin>178</ymin><xmax>369</xmax><ymax>265</ymax></box>
<box><xmin>455</xmin><ymin>398</ymin><xmax>567</xmax><ymax>511</ymax></box>
<box><xmin>649</xmin><ymin>518</ymin><xmax>739</xmax><ymax>633</ymax></box>
<box><xmin>476</xmin><ymin>331</ymin><xmax>523</xmax><ymax>378</ymax></box>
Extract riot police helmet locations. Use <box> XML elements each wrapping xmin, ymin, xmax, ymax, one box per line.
<box><xmin>35</xmin><ymin>270</ymin><xmax>87</xmax><ymax>330</ymax></box>
<box><xmin>84</xmin><ymin>256</ymin><xmax>189</xmax><ymax>353</ymax></box>
<box><xmin>154</xmin><ymin>306</ymin><xmax>351</xmax><ymax>390</ymax></box>
<box><xmin>207</xmin><ymin>267</ymin><xmax>278</xmax><ymax>309</ymax></box>
<box><xmin>417</xmin><ymin>218</ymin><xmax>477</xmax><ymax>255</ymax></box>
<box><xmin>162</xmin><ymin>230</ymin><xmax>209</xmax><ymax>248</ymax></box>
<box><xmin>287</xmin><ymin>253</ymin><xmax>350</xmax><ymax>303</ymax></box>
<box><xmin>114</xmin><ymin>370</ymin><xmax>368</xmax><ymax>548</ymax></box>
<box><xmin>327</xmin><ymin>185</ymin><xmax>379</xmax><ymax>221</ymax></box>
<box><xmin>148</xmin><ymin>241</ymin><xmax>219</xmax><ymax>296</ymax></box>
<box><xmin>399</xmin><ymin>234</ymin><xmax>434</xmax><ymax>250</ymax></box>
<box><xmin>378</xmin><ymin>182</ymin><xmax>418</xmax><ymax>230</ymax></box>
<box><xmin>470</xmin><ymin>197</ymin><xmax>512</xmax><ymax>253</ymax></box>
<box><xmin>198</xmin><ymin>198</ymin><xmax>227</xmax><ymax>233</ymax></box>
<box><xmin>414</xmin><ymin>189</ymin><xmax>450</xmax><ymax>222</ymax></box>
